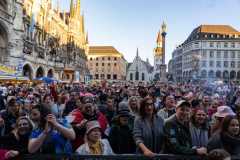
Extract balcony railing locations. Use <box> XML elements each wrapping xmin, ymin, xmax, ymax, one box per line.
<box><xmin>35</xmin><ymin>44</ymin><xmax>45</xmax><ymax>59</ymax></box>
<box><xmin>20</xmin><ymin>154</ymin><xmax>240</xmax><ymax>160</ymax></box>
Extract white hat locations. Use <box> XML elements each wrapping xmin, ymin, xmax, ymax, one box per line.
<box><xmin>85</xmin><ymin>121</ymin><xmax>101</xmax><ymax>135</ymax></box>
<box><xmin>215</xmin><ymin>106</ymin><xmax>235</xmax><ymax>118</ymax></box>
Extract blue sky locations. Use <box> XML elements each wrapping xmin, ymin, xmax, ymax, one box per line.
<box><xmin>53</xmin><ymin>0</ymin><xmax>240</xmax><ymax>65</ymax></box>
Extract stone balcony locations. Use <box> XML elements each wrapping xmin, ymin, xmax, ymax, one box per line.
<box><xmin>35</xmin><ymin>44</ymin><xmax>45</xmax><ymax>59</ymax></box>
<box><xmin>23</xmin><ymin>39</ymin><xmax>34</xmax><ymax>55</ymax></box>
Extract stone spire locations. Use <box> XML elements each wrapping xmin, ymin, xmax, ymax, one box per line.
<box><xmin>70</xmin><ymin>0</ymin><xmax>75</xmax><ymax>18</ymax></box>
<box><xmin>85</xmin><ymin>32</ymin><xmax>89</xmax><ymax>44</ymax></box>
<box><xmin>76</xmin><ymin>0</ymin><xmax>81</xmax><ymax>19</ymax></box>
<box><xmin>161</xmin><ymin>21</ymin><xmax>167</xmax><ymax>33</ymax></box>
<box><xmin>136</xmin><ymin>48</ymin><xmax>139</xmax><ymax>57</ymax></box>
<box><xmin>81</xmin><ymin>13</ymin><xmax>85</xmax><ymax>33</ymax></box>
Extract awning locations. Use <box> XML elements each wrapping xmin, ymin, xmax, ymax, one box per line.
<box><xmin>0</xmin><ymin>75</ymin><xmax>29</xmax><ymax>81</ymax></box>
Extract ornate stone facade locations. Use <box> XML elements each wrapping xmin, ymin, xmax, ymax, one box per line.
<box><xmin>0</xmin><ymin>0</ymin><xmax>88</xmax><ymax>81</ymax></box>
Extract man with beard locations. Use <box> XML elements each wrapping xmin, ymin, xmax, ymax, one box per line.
<box><xmin>69</xmin><ymin>96</ymin><xmax>108</xmax><ymax>151</ymax></box>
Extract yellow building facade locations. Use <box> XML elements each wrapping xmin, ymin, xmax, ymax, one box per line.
<box><xmin>87</xmin><ymin>46</ymin><xmax>127</xmax><ymax>81</ymax></box>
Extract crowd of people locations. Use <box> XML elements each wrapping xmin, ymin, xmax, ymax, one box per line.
<box><xmin>0</xmin><ymin>80</ymin><xmax>238</xmax><ymax>160</ymax></box>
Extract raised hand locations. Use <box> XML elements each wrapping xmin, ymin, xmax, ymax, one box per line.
<box><xmin>46</xmin><ymin>114</ymin><xmax>58</xmax><ymax>127</ymax></box>
<box><xmin>0</xmin><ymin>116</ymin><xmax>4</xmax><ymax>127</ymax></box>
<box><xmin>5</xmin><ymin>150</ymin><xmax>19</xmax><ymax>159</ymax></box>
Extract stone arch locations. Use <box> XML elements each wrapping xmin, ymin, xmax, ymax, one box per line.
<box><xmin>22</xmin><ymin>63</ymin><xmax>33</xmax><ymax>80</ymax></box>
<box><xmin>0</xmin><ymin>21</ymin><xmax>8</xmax><ymax>63</ymax></box>
<box><xmin>185</xmin><ymin>71</ymin><xmax>188</xmax><ymax>79</ymax></box>
<box><xmin>223</xmin><ymin>70</ymin><xmax>229</xmax><ymax>79</ymax></box>
<box><xmin>189</xmin><ymin>70</ymin><xmax>193</xmax><ymax>78</ymax></box>
<box><xmin>216</xmin><ymin>70</ymin><xmax>221</xmax><ymax>78</ymax></box>
<box><xmin>201</xmin><ymin>70</ymin><xmax>207</xmax><ymax>78</ymax></box>
<box><xmin>208</xmin><ymin>70</ymin><xmax>214</xmax><ymax>78</ymax></box>
<box><xmin>0</xmin><ymin>0</ymin><xmax>8</xmax><ymax>11</ymax></box>
<box><xmin>47</xmin><ymin>69</ymin><xmax>54</xmax><ymax>78</ymax></box>
<box><xmin>183</xmin><ymin>71</ymin><xmax>186</xmax><ymax>78</ymax></box>
<box><xmin>36</xmin><ymin>66</ymin><xmax>45</xmax><ymax>78</ymax></box>
<box><xmin>230</xmin><ymin>70</ymin><xmax>236</xmax><ymax>80</ymax></box>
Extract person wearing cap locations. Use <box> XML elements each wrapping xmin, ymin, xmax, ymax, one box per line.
<box><xmin>207</xmin><ymin>149</ymin><xmax>231</xmax><ymax>160</ymax></box>
<box><xmin>108</xmin><ymin>104</ymin><xmax>136</xmax><ymax>154</ymax></box>
<box><xmin>0</xmin><ymin>96</ymin><xmax>19</xmax><ymax>135</ymax></box>
<box><xmin>69</xmin><ymin>96</ymin><xmax>108</xmax><ymax>151</ymax></box>
<box><xmin>76</xmin><ymin>121</ymin><xmax>113</xmax><ymax>155</ymax></box>
<box><xmin>164</xmin><ymin>100</ymin><xmax>207</xmax><ymax>155</ymax></box>
<box><xmin>207</xmin><ymin>115</ymin><xmax>240</xmax><ymax>155</ymax></box>
<box><xmin>133</xmin><ymin>96</ymin><xmax>164</xmax><ymax>158</ymax></box>
<box><xmin>210</xmin><ymin>106</ymin><xmax>235</xmax><ymax>135</ymax></box>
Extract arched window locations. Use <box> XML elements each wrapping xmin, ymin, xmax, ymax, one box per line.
<box><xmin>223</xmin><ymin>71</ymin><xmax>229</xmax><ymax>79</ymax></box>
<box><xmin>23</xmin><ymin>64</ymin><xmax>33</xmax><ymax>80</ymax></box>
<box><xmin>36</xmin><ymin>66</ymin><xmax>45</xmax><ymax>78</ymax></box>
<box><xmin>130</xmin><ymin>73</ymin><xmax>133</xmax><ymax>80</ymax></box>
<box><xmin>135</xmin><ymin>71</ymin><xmax>139</xmax><ymax>81</ymax></box>
<box><xmin>47</xmin><ymin>69</ymin><xmax>54</xmax><ymax>78</ymax></box>
<box><xmin>208</xmin><ymin>70</ymin><xmax>214</xmax><ymax>78</ymax></box>
<box><xmin>201</xmin><ymin>70</ymin><xmax>207</xmax><ymax>78</ymax></box>
<box><xmin>142</xmin><ymin>73</ymin><xmax>145</xmax><ymax>81</ymax></box>
<box><xmin>230</xmin><ymin>71</ymin><xmax>236</xmax><ymax>79</ymax></box>
<box><xmin>216</xmin><ymin>71</ymin><xmax>221</xmax><ymax>78</ymax></box>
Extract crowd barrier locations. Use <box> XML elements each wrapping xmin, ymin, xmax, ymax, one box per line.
<box><xmin>20</xmin><ymin>154</ymin><xmax>240</xmax><ymax>160</ymax></box>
